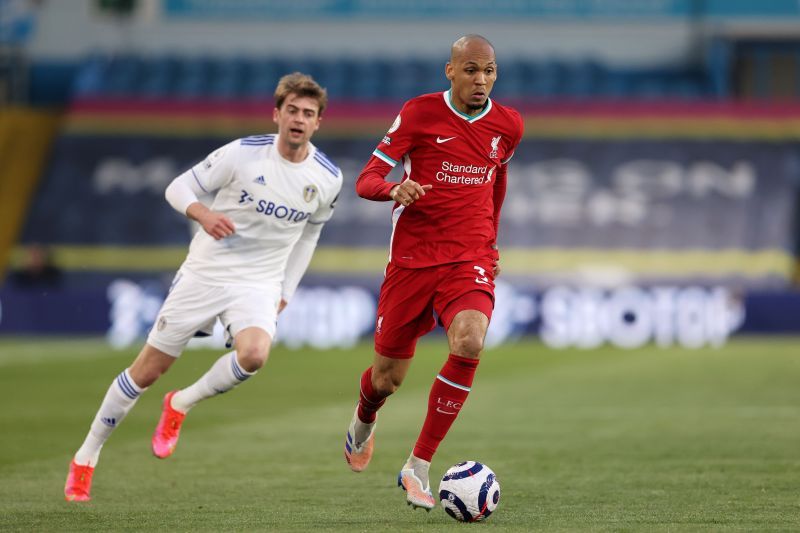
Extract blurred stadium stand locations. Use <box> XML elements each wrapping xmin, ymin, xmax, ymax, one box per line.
<box><xmin>3</xmin><ymin>0</ymin><xmax>800</xmax><ymax>348</ymax></box>
<box><xmin>63</xmin><ymin>54</ymin><xmax>714</xmax><ymax>103</ymax></box>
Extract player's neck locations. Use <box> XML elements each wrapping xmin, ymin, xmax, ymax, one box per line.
<box><xmin>276</xmin><ymin>138</ymin><xmax>310</xmax><ymax>163</ymax></box>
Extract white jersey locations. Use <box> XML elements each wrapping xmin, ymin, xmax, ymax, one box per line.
<box><xmin>178</xmin><ymin>134</ymin><xmax>342</xmax><ymax>288</ymax></box>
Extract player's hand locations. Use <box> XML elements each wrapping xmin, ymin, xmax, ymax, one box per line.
<box><xmin>390</xmin><ymin>180</ymin><xmax>432</xmax><ymax>207</ymax></box>
<box><xmin>199</xmin><ymin>211</ymin><xmax>236</xmax><ymax>240</ymax></box>
<box><xmin>278</xmin><ymin>299</ymin><xmax>287</xmax><ymax>313</ymax></box>
<box><xmin>491</xmin><ymin>244</ymin><xmax>501</xmax><ymax>277</ymax></box>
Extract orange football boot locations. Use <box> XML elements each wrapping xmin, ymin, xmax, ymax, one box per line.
<box><xmin>64</xmin><ymin>460</ymin><xmax>94</xmax><ymax>502</ymax></box>
<box><xmin>151</xmin><ymin>391</ymin><xmax>186</xmax><ymax>459</ymax></box>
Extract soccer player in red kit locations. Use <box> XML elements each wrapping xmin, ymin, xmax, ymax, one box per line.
<box><xmin>343</xmin><ymin>34</ymin><xmax>523</xmax><ymax>510</ymax></box>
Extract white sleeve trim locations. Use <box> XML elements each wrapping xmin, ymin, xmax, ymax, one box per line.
<box><xmin>282</xmin><ymin>222</ymin><xmax>323</xmax><ymax>302</ymax></box>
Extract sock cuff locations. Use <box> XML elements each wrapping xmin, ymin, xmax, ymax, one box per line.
<box><xmin>117</xmin><ymin>369</ymin><xmax>144</xmax><ymax>399</ymax></box>
<box><xmin>230</xmin><ymin>352</ymin><xmax>255</xmax><ymax>381</ymax></box>
<box><xmin>437</xmin><ymin>354</ymin><xmax>480</xmax><ymax>391</ymax></box>
<box><xmin>447</xmin><ymin>353</ymin><xmax>480</xmax><ymax>369</ymax></box>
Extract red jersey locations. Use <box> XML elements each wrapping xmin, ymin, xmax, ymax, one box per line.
<box><xmin>356</xmin><ymin>90</ymin><xmax>523</xmax><ymax>269</ymax></box>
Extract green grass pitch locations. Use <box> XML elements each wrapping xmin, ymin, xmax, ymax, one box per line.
<box><xmin>0</xmin><ymin>337</ymin><xmax>798</xmax><ymax>531</ymax></box>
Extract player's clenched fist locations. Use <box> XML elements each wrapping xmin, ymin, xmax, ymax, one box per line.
<box><xmin>200</xmin><ymin>211</ymin><xmax>236</xmax><ymax>240</ymax></box>
<box><xmin>390</xmin><ymin>180</ymin><xmax>433</xmax><ymax>207</ymax></box>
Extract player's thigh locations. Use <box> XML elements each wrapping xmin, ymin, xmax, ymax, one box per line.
<box><xmin>374</xmin><ymin>264</ymin><xmax>439</xmax><ymax>359</ymax></box>
<box><xmin>147</xmin><ymin>275</ymin><xmax>226</xmax><ymax>357</ymax></box>
<box><xmin>434</xmin><ymin>259</ymin><xmax>496</xmax><ymax>332</ymax></box>
<box><xmin>219</xmin><ymin>284</ymin><xmax>281</xmax><ymax>346</ymax></box>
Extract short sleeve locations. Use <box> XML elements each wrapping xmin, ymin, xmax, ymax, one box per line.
<box><xmin>189</xmin><ymin>139</ymin><xmax>240</xmax><ymax>193</ymax></box>
<box><xmin>371</xmin><ymin>100</ymin><xmax>418</xmax><ymax>168</ymax></box>
<box><xmin>501</xmin><ymin>110</ymin><xmax>524</xmax><ymax>164</ymax></box>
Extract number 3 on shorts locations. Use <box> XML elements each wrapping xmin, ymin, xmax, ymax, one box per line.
<box><xmin>473</xmin><ymin>265</ymin><xmax>490</xmax><ymax>286</ymax></box>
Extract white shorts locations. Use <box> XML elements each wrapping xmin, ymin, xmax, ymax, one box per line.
<box><xmin>146</xmin><ymin>272</ymin><xmax>281</xmax><ymax>357</ymax></box>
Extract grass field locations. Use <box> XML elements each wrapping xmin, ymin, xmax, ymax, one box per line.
<box><xmin>0</xmin><ymin>336</ymin><xmax>798</xmax><ymax>531</ymax></box>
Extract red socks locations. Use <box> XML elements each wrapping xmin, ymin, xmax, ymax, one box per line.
<box><xmin>413</xmin><ymin>354</ymin><xmax>479</xmax><ymax>462</ymax></box>
<box><xmin>357</xmin><ymin>366</ymin><xmax>386</xmax><ymax>424</ymax></box>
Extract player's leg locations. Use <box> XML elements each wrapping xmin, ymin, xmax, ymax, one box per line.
<box><xmin>169</xmin><ymin>327</ymin><xmax>270</xmax><ymax>412</ymax></box>
<box><xmin>412</xmin><ymin>304</ymin><xmax>487</xmax><ymax>462</ymax></box>
<box><xmin>153</xmin><ymin>284</ymin><xmax>278</xmax><ymax>458</ymax></box>
<box><xmin>346</xmin><ymin>353</ymin><xmax>412</xmax><ymax>472</ymax></box>
<box><xmin>400</xmin><ymin>301</ymin><xmax>489</xmax><ymax>510</ymax></box>
<box><xmin>345</xmin><ymin>263</ymin><xmax>436</xmax><ymax>472</ymax></box>
<box><xmin>65</xmin><ymin>344</ymin><xmax>176</xmax><ymax>501</ymax></box>
<box><xmin>399</xmin><ymin>260</ymin><xmax>495</xmax><ymax>510</ymax></box>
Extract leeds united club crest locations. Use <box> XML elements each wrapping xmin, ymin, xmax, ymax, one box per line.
<box><xmin>303</xmin><ymin>185</ymin><xmax>317</xmax><ymax>202</ymax></box>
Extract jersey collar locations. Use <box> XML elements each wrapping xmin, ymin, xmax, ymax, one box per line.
<box><xmin>443</xmin><ymin>89</ymin><xmax>492</xmax><ymax>123</ymax></box>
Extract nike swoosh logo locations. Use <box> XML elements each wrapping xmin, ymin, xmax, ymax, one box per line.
<box><xmin>436</xmin><ymin>408</ymin><xmax>457</xmax><ymax>415</ymax></box>
<box><xmin>436</xmin><ymin>136</ymin><xmax>457</xmax><ymax>144</ymax></box>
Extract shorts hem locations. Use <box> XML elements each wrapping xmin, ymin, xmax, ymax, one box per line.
<box><xmin>375</xmin><ymin>343</ymin><xmax>415</xmax><ymax>359</ymax></box>
<box><xmin>145</xmin><ymin>337</ymin><xmax>183</xmax><ymax>358</ymax></box>
<box><xmin>227</xmin><ymin>321</ymin><xmax>276</xmax><ymax>341</ymax></box>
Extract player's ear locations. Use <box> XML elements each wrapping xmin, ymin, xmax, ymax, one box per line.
<box><xmin>272</xmin><ymin>107</ymin><xmax>279</xmax><ymax>124</ymax></box>
<box><xmin>445</xmin><ymin>62</ymin><xmax>454</xmax><ymax>81</ymax></box>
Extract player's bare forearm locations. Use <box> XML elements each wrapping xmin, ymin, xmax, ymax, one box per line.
<box><xmin>186</xmin><ymin>202</ymin><xmax>235</xmax><ymax>240</ymax></box>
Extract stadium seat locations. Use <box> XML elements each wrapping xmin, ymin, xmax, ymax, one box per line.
<box><xmin>66</xmin><ymin>53</ymin><xmax>722</xmax><ymax>103</ymax></box>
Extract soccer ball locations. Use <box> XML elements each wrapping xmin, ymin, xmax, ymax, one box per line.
<box><xmin>438</xmin><ymin>461</ymin><xmax>500</xmax><ymax>522</ymax></box>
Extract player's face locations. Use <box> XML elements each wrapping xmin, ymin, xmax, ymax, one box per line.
<box><xmin>446</xmin><ymin>42</ymin><xmax>497</xmax><ymax>114</ymax></box>
<box><xmin>273</xmin><ymin>94</ymin><xmax>321</xmax><ymax>148</ymax></box>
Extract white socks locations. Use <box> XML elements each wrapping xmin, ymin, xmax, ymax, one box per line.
<box><xmin>72</xmin><ymin>352</ymin><xmax>254</xmax><ymax>467</ymax></box>
<box><xmin>74</xmin><ymin>369</ymin><xmax>145</xmax><ymax>467</ymax></box>
<box><xmin>171</xmin><ymin>351</ymin><xmax>254</xmax><ymax>413</ymax></box>
<box><xmin>404</xmin><ymin>455</ymin><xmax>432</xmax><ymax>489</ymax></box>
<box><xmin>353</xmin><ymin>413</ymin><xmax>375</xmax><ymax>449</ymax></box>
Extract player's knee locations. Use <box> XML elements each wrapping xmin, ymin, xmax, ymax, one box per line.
<box><xmin>372</xmin><ymin>371</ymin><xmax>402</xmax><ymax>397</ymax></box>
<box><xmin>236</xmin><ymin>345</ymin><xmax>269</xmax><ymax>373</ymax></box>
<box><xmin>450</xmin><ymin>331</ymin><xmax>484</xmax><ymax>358</ymax></box>
<box><xmin>133</xmin><ymin>370</ymin><xmax>162</xmax><ymax>388</ymax></box>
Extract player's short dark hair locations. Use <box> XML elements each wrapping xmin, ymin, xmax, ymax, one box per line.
<box><xmin>274</xmin><ymin>72</ymin><xmax>328</xmax><ymax>116</ymax></box>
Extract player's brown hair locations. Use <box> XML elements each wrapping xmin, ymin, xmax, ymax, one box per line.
<box><xmin>274</xmin><ymin>72</ymin><xmax>328</xmax><ymax>116</ymax></box>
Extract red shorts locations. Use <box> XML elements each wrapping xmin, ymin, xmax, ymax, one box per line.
<box><xmin>373</xmin><ymin>259</ymin><xmax>496</xmax><ymax>359</ymax></box>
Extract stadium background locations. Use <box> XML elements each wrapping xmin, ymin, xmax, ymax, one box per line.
<box><xmin>3</xmin><ymin>0</ymin><xmax>800</xmax><ymax>349</ymax></box>
<box><xmin>2</xmin><ymin>1</ymin><xmax>800</xmax><ymax>530</ymax></box>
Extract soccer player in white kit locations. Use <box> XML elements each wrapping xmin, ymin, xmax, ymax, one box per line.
<box><xmin>65</xmin><ymin>73</ymin><xmax>342</xmax><ymax>502</ymax></box>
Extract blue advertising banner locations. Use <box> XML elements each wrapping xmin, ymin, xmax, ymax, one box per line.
<box><xmin>3</xmin><ymin>275</ymin><xmax>796</xmax><ymax>349</ymax></box>
<box><xmin>163</xmin><ymin>0</ymin><xmax>800</xmax><ymax>20</ymax></box>
<box><xmin>163</xmin><ymin>0</ymin><xmax>695</xmax><ymax>20</ymax></box>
